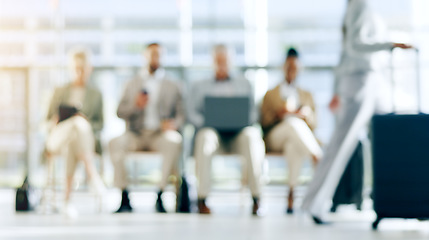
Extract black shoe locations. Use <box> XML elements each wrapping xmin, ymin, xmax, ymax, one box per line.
<box><xmin>155</xmin><ymin>191</ymin><xmax>167</xmax><ymax>213</ymax></box>
<box><xmin>252</xmin><ymin>197</ymin><xmax>264</xmax><ymax>217</ymax></box>
<box><xmin>197</xmin><ymin>199</ymin><xmax>211</xmax><ymax>214</ymax></box>
<box><xmin>287</xmin><ymin>188</ymin><xmax>294</xmax><ymax>215</ymax></box>
<box><xmin>115</xmin><ymin>204</ymin><xmax>133</xmax><ymax>213</ymax></box>
<box><xmin>114</xmin><ymin>189</ymin><xmax>133</xmax><ymax>213</ymax></box>
<box><xmin>312</xmin><ymin>216</ymin><xmax>330</xmax><ymax>225</ymax></box>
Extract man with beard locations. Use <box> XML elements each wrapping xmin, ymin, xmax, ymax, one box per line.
<box><xmin>110</xmin><ymin>43</ymin><xmax>185</xmax><ymax>213</ymax></box>
<box><xmin>187</xmin><ymin>44</ymin><xmax>265</xmax><ymax>216</ymax></box>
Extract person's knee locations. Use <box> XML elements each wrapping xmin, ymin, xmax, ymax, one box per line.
<box><xmin>194</xmin><ymin>128</ymin><xmax>219</xmax><ymax>163</ymax></box>
<box><xmin>238</xmin><ymin>127</ymin><xmax>263</xmax><ymax>144</ymax></box>
<box><xmin>195</xmin><ymin>127</ymin><xmax>218</xmax><ymax>143</ymax></box>
<box><xmin>284</xmin><ymin>117</ymin><xmax>307</xmax><ymax>131</ymax></box>
<box><xmin>237</xmin><ymin>127</ymin><xmax>265</xmax><ymax>159</ymax></box>
<box><xmin>162</xmin><ymin>130</ymin><xmax>183</xmax><ymax>146</ymax></box>
<box><xmin>68</xmin><ymin>116</ymin><xmax>95</xmax><ymax>151</ymax></box>
<box><xmin>71</xmin><ymin>116</ymin><xmax>92</xmax><ymax>134</ymax></box>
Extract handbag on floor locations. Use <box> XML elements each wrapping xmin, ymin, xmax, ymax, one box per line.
<box><xmin>15</xmin><ymin>176</ymin><xmax>37</xmax><ymax>212</ymax></box>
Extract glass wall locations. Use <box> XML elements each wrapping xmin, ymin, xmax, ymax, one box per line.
<box><xmin>0</xmin><ymin>69</ymin><xmax>27</xmax><ymax>186</ymax></box>
<box><xmin>0</xmin><ymin>0</ymin><xmax>425</xmax><ymax>187</ymax></box>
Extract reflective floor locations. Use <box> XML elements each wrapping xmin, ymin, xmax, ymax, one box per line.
<box><xmin>1</xmin><ymin>187</ymin><xmax>429</xmax><ymax>240</ymax></box>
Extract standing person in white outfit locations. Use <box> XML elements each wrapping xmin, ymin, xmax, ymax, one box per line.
<box><xmin>45</xmin><ymin>47</ymin><xmax>106</xmax><ymax>218</ymax></box>
<box><xmin>301</xmin><ymin>0</ymin><xmax>412</xmax><ymax>224</ymax></box>
<box><xmin>261</xmin><ymin>48</ymin><xmax>323</xmax><ymax>214</ymax></box>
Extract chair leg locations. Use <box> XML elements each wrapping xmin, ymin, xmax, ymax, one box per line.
<box><xmin>98</xmin><ymin>154</ymin><xmax>104</xmax><ymax>183</ymax></box>
<box><xmin>96</xmin><ymin>154</ymin><xmax>104</xmax><ymax>214</ymax></box>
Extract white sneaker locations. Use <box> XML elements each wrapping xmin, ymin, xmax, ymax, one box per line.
<box><xmin>62</xmin><ymin>203</ymin><xmax>78</xmax><ymax>219</ymax></box>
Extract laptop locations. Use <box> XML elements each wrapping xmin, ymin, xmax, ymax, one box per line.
<box><xmin>204</xmin><ymin>96</ymin><xmax>251</xmax><ymax>133</ymax></box>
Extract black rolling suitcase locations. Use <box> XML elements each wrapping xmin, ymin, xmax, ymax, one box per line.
<box><xmin>331</xmin><ymin>142</ymin><xmax>364</xmax><ymax>213</ymax></box>
<box><xmin>371</xmin><ymin>48</ymin><xmax>429</xmax><ymax>230</ymax></box>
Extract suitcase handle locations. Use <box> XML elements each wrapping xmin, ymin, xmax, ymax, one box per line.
<box><xmin>390</xmin><ymin>47</ymin><xmax>421</xmax><ymax>114</ymax></box>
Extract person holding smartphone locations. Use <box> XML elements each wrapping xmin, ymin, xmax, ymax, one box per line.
<box><xmin>261</xmin><ymin>48</ymin><xmax>322</xmax><ymax>214</ymax></box>
<box><xmin>110</xmin><ymin>42</ymin><xmax>184</xmax><ymax>213</ymax></box>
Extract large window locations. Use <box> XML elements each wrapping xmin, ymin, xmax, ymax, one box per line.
<box><xmin>0</xmin><ymin>0</ymin><xmax>425</xmax><ymax>187</ymax></box>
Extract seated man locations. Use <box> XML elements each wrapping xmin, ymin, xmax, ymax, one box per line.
<box><xmin>261</xmin><ymin>48</ymin><xmax>322</xmax><ymax>214</ymax></box>
<box><xmin>188</xmin><ymin>44</ymin><xmax>265</xmax><ymax>216</ymax></box>
<box><xmin>45</xmin><ymin>47</ymin><xmax>105</xmax><ymax>217</ymax></box>
<box><xmin>110</xmin><ymin>42</ymin><xmax>184</xmax><ymax>213</ymax></box>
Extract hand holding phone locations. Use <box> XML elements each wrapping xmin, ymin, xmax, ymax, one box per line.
<box><xmin>135</xmin><ymin>89</ymin><xmax>149</xmax><ymax>109</ymax></box>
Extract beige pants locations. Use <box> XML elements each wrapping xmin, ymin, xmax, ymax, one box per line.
<box><xmin>109</xmin><ymin>130</ymin><xmax>182</xmax><ymax>190</ymax></box>
<box><xmin>194</xmin><ymin>126</ymin><xmax>265</xmax><ymax>198</ymax></box>
<box><xmin>266</xmin><ymin>117</ymin><xmax>322</xmax><ymax>187</ymax></box>
<box><xmin>46</xmin><ymin>116</ymin><xmax>95</xmax><ymax>179</ymax></box>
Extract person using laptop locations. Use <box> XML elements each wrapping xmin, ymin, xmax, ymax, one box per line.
<box><xmin>260</xmin><ymin>48</ymin><xmax>323</xmax><ymax>214</ymax></box>
<box><xmin>109</xmin><ymin>42</ymin><xmax>184</xmax><ymax>213</ymax></box>
<box><xmin>187</xmin><ymin>44</ymin><xmax>265</xmax><ymax>216</ymax></box>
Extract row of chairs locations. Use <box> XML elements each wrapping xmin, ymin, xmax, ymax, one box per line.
<box><xmin>38</xmin><ymin>125</ymin><xmax>316</xmax><ymax>214</ymax></box>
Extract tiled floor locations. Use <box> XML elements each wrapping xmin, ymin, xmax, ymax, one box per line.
<box><xmin>1</xmin><ymin>187</ymin><xmax>429</xmax><ymax>240</ymax></box>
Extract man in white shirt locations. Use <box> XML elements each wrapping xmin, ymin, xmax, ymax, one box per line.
<box><xmin>110</xmin><ymin>43</ymin><xmax>185</xmax><ymax>213</ymax></box>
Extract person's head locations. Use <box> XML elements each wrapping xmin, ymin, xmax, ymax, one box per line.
<box><xmin>212</xmin><ymin>44</ymin><xmax>231</xmax><ymax>80</ymax></box>
<box><xmin>144</xmin><ymin>42</ymin><xmax>162</xmax><ymax>74</ymax></box>
<box><xmin>68</xmin><ymin>46</ymin><xmax>92</xmax><ymax>86</ymax></box>
<box><xmin>283</xmin><ymin>48</ymin><xmax>299</xmax><ymax>84</ymax></box>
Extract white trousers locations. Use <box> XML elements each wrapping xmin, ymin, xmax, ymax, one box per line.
<box><xmin>301</xmin><ymin>72</ymin><xmax>377</xmax><ymax>219</ymax></box>
<box><xmin>266</xmin><ymin>117</ymin><xmax>322</xmax><ymax>187</ymax></box>
<box><xmin>46</xmin><ymin>116</ymin><xmax>95</xmax><ymax>179</ymax></box>
<box><xmin>109</xmin><ymin>130</ymin><xmax>182</xmax><ymax>190</ymax></box>
<box><xmin>194</xmin><ymin>126</ymin><xmax>265</xmax><ymax>198</ymax></box>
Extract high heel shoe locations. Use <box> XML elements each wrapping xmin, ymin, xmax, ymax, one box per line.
<box><xmin>312</xmin><ymin>216</ymin><xmax>331</xmax><ymax>225</ymax></box>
